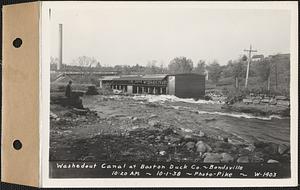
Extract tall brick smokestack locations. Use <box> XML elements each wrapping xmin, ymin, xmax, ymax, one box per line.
<box><xmin>58</xmin><ymin>24</ymin><xmax>63</xmax><ymax>70</ymax></box>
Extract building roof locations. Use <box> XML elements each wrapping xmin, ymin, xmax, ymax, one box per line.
<box><xmin>252</xmin><ymin>54</ymin><xmax>264</xmax><ymax>59</ymax></box>
<box><xmin>113</xmin><ymin>74</ymin><xmax>168</xmax><ymax>81</ymax></box>
<box><xmin>103</xmin><ymin>73</ymin><xmax>205</xmax><ymax>81</ymax></box>
<box><xmin>100</xmin><ymin>76</ymin><xmax>120</xmax><ymax>81</ymax></box>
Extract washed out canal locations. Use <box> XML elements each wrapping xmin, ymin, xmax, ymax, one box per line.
<box><xmin>50</xmin><ymin>94</ymin><xmax>290</xmax><ymax>163</ymax></box>
<box><xmin>83</xmin><ymin>95</ymin><xmax>290</xmax><ymax>146</ymax></box>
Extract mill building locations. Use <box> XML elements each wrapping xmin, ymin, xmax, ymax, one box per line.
<box><xmin>100</xmin><ymin>73</ymin><xmax>205</xmax><ymax>99</ymax></box>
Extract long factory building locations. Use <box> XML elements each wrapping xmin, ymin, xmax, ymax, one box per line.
<box><xmin>100</xmin><ymin>73</ymin><xmax>205</xmax><ymax>99</ymax></box>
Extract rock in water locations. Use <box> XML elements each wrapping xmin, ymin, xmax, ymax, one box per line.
<box><xmin>278</xmin><ymin>144</ymin><xmax>289</xmax><ymax>154</ymax></box>
<box><xmin>203</xmin><ymin>153</ymin><xmax>222</xmax><ymax>163</ymax></box>
<box><xmin>237</xmin><ymin>156</ymin><xmax>249</xmax><ymax>163</ymax></box>
<box><xmin>267</xmin><ymin>159</ymin><xmax>279</xmax><ymax>163</ymax></box>
<box><xmin>220</xmin><ymin>153</ymin><xmax>234</xmax><ymax>163</ymax></box>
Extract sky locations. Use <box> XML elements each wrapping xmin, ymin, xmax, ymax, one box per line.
<box><xmin>49</xmin><ymin>3</ymin><xmax>291</xmax><ymax>66</ymax></box>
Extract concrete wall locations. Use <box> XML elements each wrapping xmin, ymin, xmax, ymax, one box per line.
<box><xmin>168</xmin><ymin>76</ymin><xmax>176</xmax><ymax>95</ymax></box>
<box><xmin>173</xmin><ymin>74</ymin><xmax>205</xmax><ymax>99</ymax></box>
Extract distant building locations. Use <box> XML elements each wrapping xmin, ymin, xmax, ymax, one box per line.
<box><xmin>252</xmin><ymin>54</ymin><xmax>264</xmax><ymax>62</ymax></box>
<box><xmin>267</xmin><ymin>53</ymin><xmax>290</xmax><ymax>60</ymax></box>
<box><xmin>100</xmin><ymin>73</ymin><xmax>205</xmax><ymax>98</ymax></box>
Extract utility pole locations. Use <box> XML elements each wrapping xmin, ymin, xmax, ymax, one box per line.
<box><xmin>244</xmin><ymin>45</ymin><xmax>257</xmax><ymax>88</ymax></box>
<box><xmin>58</xmin><ymin>24</ymin><xmax>63</xmax><ymax>71</ymax></box>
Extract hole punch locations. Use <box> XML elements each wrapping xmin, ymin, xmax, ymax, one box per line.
<box><xmin>13</xmin><ymin>38</ymin><xmax>22</xmax><ymax>48</ymax></box>
<box><xmin>13</xmin><ymin>140</ymin><xmax>22</xmax><ymax>150</ymax></box>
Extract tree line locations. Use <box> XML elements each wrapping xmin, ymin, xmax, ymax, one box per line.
<box><xmin>51</xmin><ymin>54</ymin><xmax>290</xmax><ymax>94</ymax></box>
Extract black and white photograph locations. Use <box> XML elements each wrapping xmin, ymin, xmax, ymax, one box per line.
<box><xmin>45</xmin><ymin>1</ymin><xmax>297</xmax><ymax>184</ymax></box>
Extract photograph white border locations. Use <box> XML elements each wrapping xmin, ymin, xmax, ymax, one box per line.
<box><xmin>40</xmin><ymin>1</ymin><xmax>298</xmax><ymax>187</ymax></box>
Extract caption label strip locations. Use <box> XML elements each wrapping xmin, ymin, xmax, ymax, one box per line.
<box><xmin>50</xmin><ymin>161</ymin><xmax>290</xmax><ymax>178</ymax></box>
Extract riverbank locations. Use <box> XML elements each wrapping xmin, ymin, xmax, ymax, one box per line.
<box><xmin>50</xmin><ymin>93</ymin><xmax>290</xmax><ymax>164</ymax></box>
<box><xmin>221</xmin><ymin>102</ymin><xmax>290</xmax><ymax>117</ymax></box>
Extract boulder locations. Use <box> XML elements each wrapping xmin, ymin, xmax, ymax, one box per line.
<box><xmin>199</xmin><ymin>131</ymin><xmax>205</xmax><ymax>137</ymax></box>
<box><xmin>254</xmin><ymin>141</ymin><xmax>268</xmax><ymax>149</ymax></box>
<box><xmin>196</xmin><ymin>141</ymin><xmax>212</xmax><ymax>154</ymax></box>
<box><xmin>203</xmin><ymin>153</ymin><xmax>222</xmax><ymax>163</ymax></box>
<box><xmin>215</xmin><ymin>141</ymin><xmax>232</xmax><ymax>150</ymax></box>
<box><xmin>251</xmin><ymin>156</ymin><xmax>264</xmax><ymax>163</ymax></box>
<box><xmin>181</xmin><ymin>128</ymin><xmax>193</xmax><ymax>133</ymax></box>
<box><xmin>239</xmin><ymin>148</ymin><xmax>251</xmax><ymax>156</ymax></box>
<box><xmin>237</xmin><ymin>156</ymin><xmax>249</xmax><ymax>163</ymax></box>
<box><xmin>185</xmin><ymin>142</ymin><xmax>195</xmax><ymax>150</ymax></box>
<box><xmin>184</xmin><ymin>135</ymin><xmax>193</xmax><ymax>140</ymax></box>
<box><xmin>194</xmin><ymin>131</ymin><xmax>205</xmax><ymax>137</ymax></box>
<box><xmin>86</xmin><ymin>86</ymin><xmax>99</xmax><ymax>95</ymax></box>
<box><xmin>223</xmin><ymin>137</ymin><xmax>229</xmax><ymax>143</ymax></box>
<box><xmin>148</xmin><ymin>135</ymin><xmax>155</xmax><ymax>139</ymax></box>
<box><xmin>267</xmin><ymin>159</ymin><xmax>279</xmax><ymax>163</ymax></box>
<box><xmin>278</xmin><ymin>144</ymin><xmax>289</xmax><ymax>155</ymax></box>
<box><xmin>73</xmin><ymin>108</ymin><xmax>88</xmax><ymax>115</ymax></box>
<box><xmin>264</xmin><ymin>143</ymin><xmax>278</xmax><ymax>155</ymax></box>
<box><xmin>167</xmin><ymin>136</ymin><xmax>181</xmax><ymax>144</ymax></box>
<box><xmin>149</xmin><ymin>114</ymin><xmax>158</xmax><ymax>119</ymax></box>
<box><xmin>50</xmin><ymin>112</ymin><xmax>58</xmax><ymax>119</ymax></box>
<box><xmin>244</xmin><ymin>145</ymin><xmax>255</xmax><ymax>152</ymax></box>
<box><xmin>148</xmin><ymin>120</ymin><xmax>160</xmax><ymax>127</ymax></box>
<box><xmin>251</xmin><ymin>151</ymin><xmax>264</xmax><ymax>163</ymax></box>
<box><xmin>196</xmin><ymin>141</ymin><xmax>206</xmax><ymax>153</ymax></box>
<box><xmin>162</xmin><ymin>128</ymin><xmax>174</xmax><ymax>136</ymax></box>
<box><xmin>220</xmin><ymin>153</ymin><xmax>234</xmax><ymax>163</ymax></box>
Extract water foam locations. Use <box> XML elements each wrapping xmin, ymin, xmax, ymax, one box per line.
<box><xmin>131</xmin><ymin>95</ymin><xmax>284</xmax><ymax>121</ymax></box>
<box><xmin>195</xmin><ymin>109</ymin><xmax>283</xmax><ymax>120</ymax></box>
<box><xmin>132</xmin><ymin>94</ymin><xmax>224</xmax><ymax>104</ymax></box>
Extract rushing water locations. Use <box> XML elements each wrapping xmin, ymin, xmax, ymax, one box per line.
<box><xmin>84</xmin><ymin>95</ymin><xmax>290</xmax><ymax>146</ymax></box>
<box><xmin>132</xmin><ymin>95</ymin><xmax>291</xmax><ymax>145</ymax></box>
<box><xmin>199</xmin><ymin>112</ymin><xmax>290</xmax><ymax>145</ymax></box>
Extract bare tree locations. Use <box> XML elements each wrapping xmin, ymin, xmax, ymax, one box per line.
<box><xmin>168</xmin><ymin>57</ymin><xmax>193</xmax><ymax>74</ymax></box>
<box><xmin>72</xmin><ymin>56</ymin><xmax>99</xmax><ymax>68</ymax></box>
<box><xmin>193</xmin><ymin>60</ymin><xmax>206</xmax><ymax>75</ymax></box>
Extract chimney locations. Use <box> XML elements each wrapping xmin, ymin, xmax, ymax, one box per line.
<box><xmin>58</xmin><ymin>24</ymin><xmax>63</xmax><ymax>70</ymax></box>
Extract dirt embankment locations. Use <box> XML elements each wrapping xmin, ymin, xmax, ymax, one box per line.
<box><xmin>50</xmin><ymin>94</ymin><xmax>290</xmax><ymax>164</ymax></box>
<box><xmin>221</xmin><ymin>103</ymin><xmax>290</xmax><ymax>117</ymax></box>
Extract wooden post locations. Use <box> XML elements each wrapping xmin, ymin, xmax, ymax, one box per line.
<box><xmin>267</xmin><ymin>75</ymin><xmax>271</xmax><ymax>91</ymax></box>
<box><xmin>244</xmin><ymin>45</ymin><xmax>257</xmax><ymax>88</ymax></box>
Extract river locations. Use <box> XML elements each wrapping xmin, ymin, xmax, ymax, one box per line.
<box><xmin>131</xmin><ymin>95</ymin><xmax>291</xmax><ymax>145</ymax></box>
<box><xmin>83</xmin><ymin>94</ymin><xmax>290</xmax><ymax>146</ymax></box>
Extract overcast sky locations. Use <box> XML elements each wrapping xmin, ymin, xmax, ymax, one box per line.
<box><xmin>50</xmin><ymin>3</ymin><xmax>291</xmax><ymax>66</ymax></box>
